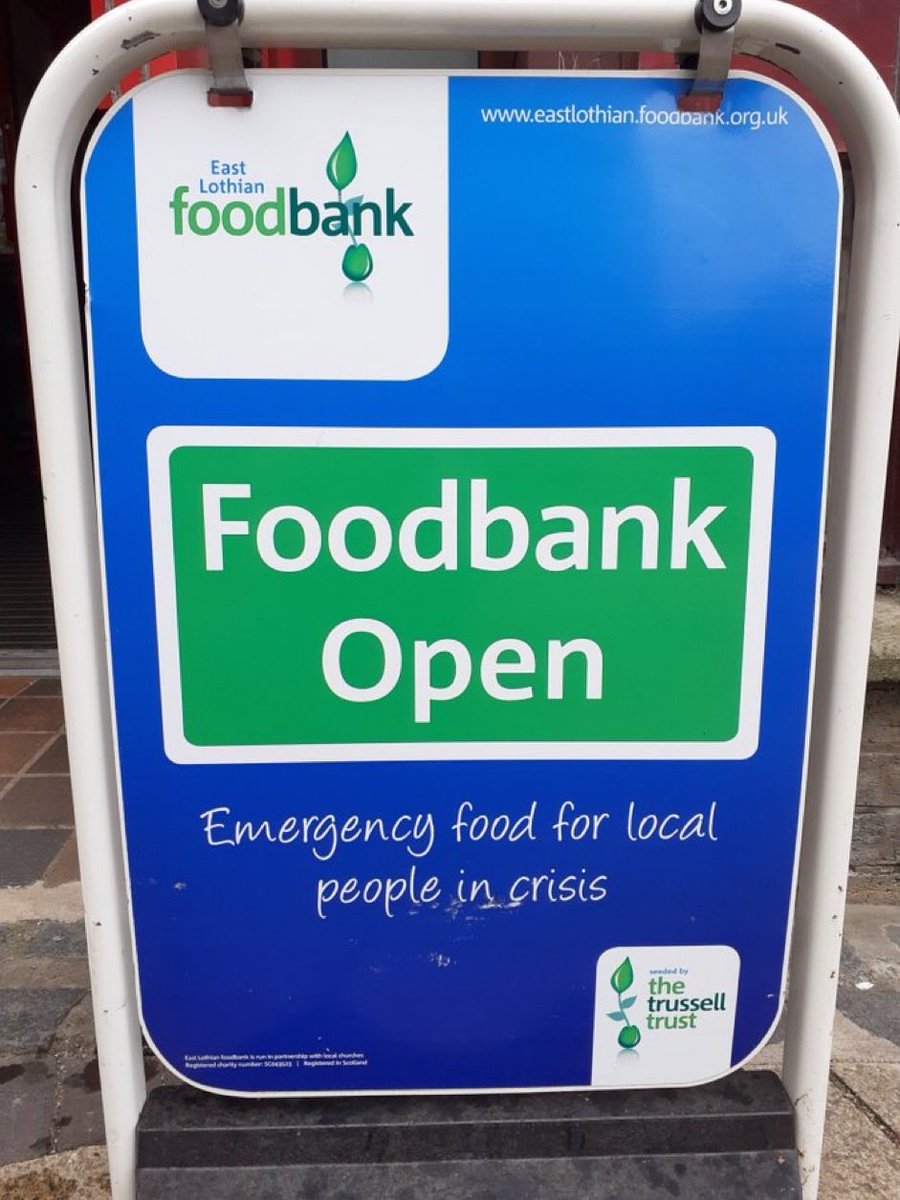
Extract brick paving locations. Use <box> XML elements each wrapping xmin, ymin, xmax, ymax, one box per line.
<box><xmin>0</xmin><ymin>678</ymin><xmax>76</xmax><ymax>895</ymax></box>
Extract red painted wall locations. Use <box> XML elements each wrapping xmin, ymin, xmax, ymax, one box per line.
<box><xmin>800</xmin><ymin>0</ymin><xmax>898</xmax><ymax>93</ymax></box>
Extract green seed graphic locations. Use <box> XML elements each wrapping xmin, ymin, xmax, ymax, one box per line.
<box><xmin>618</xmin><ymin>1024</ymin><xmax>641</xmax><ymax>1049</ymax></box>
<box><xmin>342</xmin><ymin>243</ymin><xmax>374</xmax><ymax>282</ymax></box>
<box><xmin>326</xmin><ymin>132</ymin><xmax>358</xmax><ymax>191</ymax></box>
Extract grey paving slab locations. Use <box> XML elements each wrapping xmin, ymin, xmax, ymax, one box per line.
<box><xmin>0</xmin><ymin>921</ymin><xmax>86</xmax><ymax>957</ymax></box>
<box><xmin>842</xmin><ymin>904</ymin><xmax>900</xmax><ymax>978</ymax></box>
<box><xmin>43</xmin><ymin>834</ymin><xmax>80</xmax><ymax>887</ymax></box>
<box><xmin>0</xmin><ymin>880</ymin><xmax>85</xmax><ymax>924</ymax></box>
<box><xmin>832</xmin><ymin>1063</ymin><xmax>900</xmax><ymax>1134</ymax></box>
<box><xmin>830</xmin><ymin>1007</ymin><xmax>900</xmax><ymax>1066</ymax></box>
<box><xmin>0</xmin><ymin>829</ymin><xmax>69</xmax><ymax>887</ymax></box>
<box><xmin>0</xmin><ymin>989</ymin><xmax>86</xmax><ymax>1056</ymax></box>
<box><xmin>0</xmin><ymin>1059</ymin><xmax>54</xmax><ymax>1167</ymax></box>
<box><xmin>836</xmin><ymin>941</ymin><xmax>900</xmax><ymax>1047</ymax></box>
<box><xmin>51</xmin><ymin>994</ymin><xmax>99</xmax><ymax>1067</ymax></box>
<box><xmin>0</xmin><ymin>957</ymin><xmax>91</xmax><ymax>990</ymax></box>
<box><xmin>819</xmin><ymin>1080</ymin><xmax>900</xmax><ymax>1200</ymax></box>
<box><xmin>56</xmin><ymin>1077</ymin><xmax>105</xmax><ymax>1155</ymax></box>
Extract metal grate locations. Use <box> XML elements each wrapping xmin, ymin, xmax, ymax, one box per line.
<box><xmin>0</xmin><ymin>468</ymin><xmax>58</xmax><ymax>655</ymax></box>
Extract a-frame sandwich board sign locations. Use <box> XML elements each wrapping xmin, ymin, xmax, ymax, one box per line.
<box><xmin>15</xmin><ymin>3</ymin><xmax>900</xmax><ymax>1198</ymax></box>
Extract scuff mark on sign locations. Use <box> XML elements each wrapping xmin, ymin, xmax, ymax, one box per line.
<box><xmin>122</xmin><ymin>31</ymin><xmax>159</xmax><ymax>50</ymax></box>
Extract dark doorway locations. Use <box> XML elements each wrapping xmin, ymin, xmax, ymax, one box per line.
<box><xmin>1</xmin><ymin>1</ymin><xmax>91</xmax><ymax>669</ymax></box>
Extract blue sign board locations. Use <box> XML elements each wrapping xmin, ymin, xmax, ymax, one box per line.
<box><xmin>82</xmin><ymin>71</ymin><xmax>840</xmax><ymax>1094</ymax></box>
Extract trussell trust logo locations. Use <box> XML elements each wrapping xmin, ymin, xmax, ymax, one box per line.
<box><xmin>606</xmin><ymin>952</ymin><xmax>732</xmax><ymax>1051</ymax></box>
<box><xmin>167</xmin><ymin>132</ymin><xmax>414</xmax><ymax>282</ymax></box>
<box><xmin>593</xmin><ymin>946</ymin><xmax>739</xmax><ymax>1086</ymax></box>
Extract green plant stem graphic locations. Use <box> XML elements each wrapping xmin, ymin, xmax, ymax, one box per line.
<box><xmin>326</xmin><ymin>133</ymin><xmax>373</xmax><ymax>283</ymax></box>
<box><xmin>337</xmin><ymin>187</ymin><xmax>356</xmax><ymax>250</ymax></box>
<box><xmin>608</xmin><ymin>956</ymin><xmax>641</xmax><ymax>1049</ymax></box>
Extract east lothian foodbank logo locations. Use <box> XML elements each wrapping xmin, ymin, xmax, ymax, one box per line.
<box><xmin>607</xmin><ymin>956</ymin><xmax>641</xmax><ymax>1049</ymax></box>
<box><xmin>168</xmin><ymin>132</ymin><xmax>414</xmax><ymax>282</ymax></box>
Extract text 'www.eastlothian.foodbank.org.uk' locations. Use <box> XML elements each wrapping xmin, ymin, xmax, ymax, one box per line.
<box><xmin>480</xmin><ymin>103</ymin><xmax>790</xmax><ymax>130</ymax></box>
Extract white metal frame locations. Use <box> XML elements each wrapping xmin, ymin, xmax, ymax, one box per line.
<box><xmin>14</xmin><ymin>3</ymin><xmax>900</xmax><ymax>1199</ymax></box>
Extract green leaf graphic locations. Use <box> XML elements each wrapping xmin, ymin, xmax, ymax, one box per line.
<box><xmin>610</xmin><ymin>957</ymin><xmax>634</xmax><ymax>995</ymax></box>
<box><xmin>606</xmin><ymin>1011</ymin><xmax>627</xmax><ymax>1022</ymax></box>
<box><xmin>327</xmin><ymin>132</ymin><xmax>358</xmax><ymax>190</ymax></box>
<box><xmin>618</xmin><ymin>1025</ymin><xmax>641</xmax><ymax>1050</ymax></box>
<box><xmin>621</xmin><ymin>996</ymin><xmax>636</xmax><ymax>1009</ymax></box>
<box><xmin>342</xmin><ymin>242</ymin><xmax>373</xmax><ymax>282</ymax></box>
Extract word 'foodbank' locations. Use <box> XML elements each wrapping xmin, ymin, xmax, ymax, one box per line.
<box><xmin>201</xmin><ymin>476</ymin><xmax>728</xmax><ymax>723</ymax></box>
<box><xmin>169</xmin><ymin>185</ymin><xmax>414</xmax><ymax>238</ymax></box>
